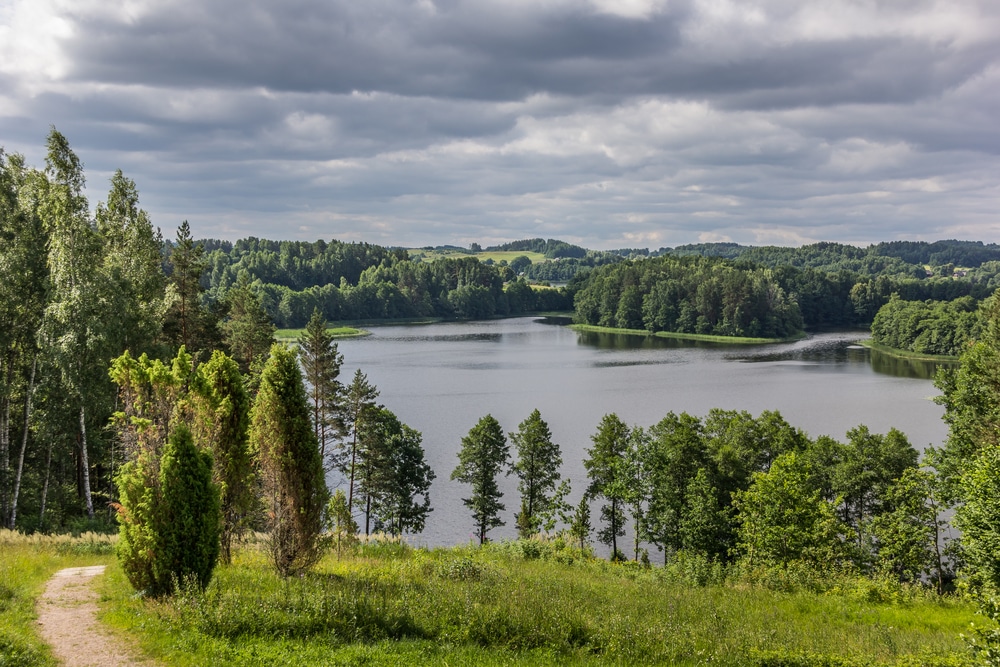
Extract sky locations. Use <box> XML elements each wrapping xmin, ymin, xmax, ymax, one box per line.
<box><xmin>1</xmin><ymin>0</ymin><xmax>998</xmax><ymax>250</ymax></box>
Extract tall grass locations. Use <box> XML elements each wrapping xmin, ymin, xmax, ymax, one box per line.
<box><xmin>100</xmin><ymin>537</ymin><xmax>978</xmax><ymax>666</ymax></box>
<box><xmin>0</xmin><ymin>530</ymin><xmax>116</xmax><ymax>667</ymax></box>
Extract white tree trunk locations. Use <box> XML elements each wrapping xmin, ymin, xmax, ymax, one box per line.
<box><xmin>9</xmin><ymin>355</ymin><xmax>36</xmax><ymax>529</ymax></box>
<box><xmin>79</xmin><ymin>405</ymin><xmax>94</xmax><ymax>519</ymax></box>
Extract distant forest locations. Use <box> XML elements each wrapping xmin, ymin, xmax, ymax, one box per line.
<box><xmin>190</xmin><ymin>237</ymin><xmax>1000</xmax><ymax>339</ymax></box>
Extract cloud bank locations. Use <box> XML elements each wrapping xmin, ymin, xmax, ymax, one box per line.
<box><xmin>1</xmin><ymin>0</ymin><xmax>997</xmax><ymax>248</ymax></box>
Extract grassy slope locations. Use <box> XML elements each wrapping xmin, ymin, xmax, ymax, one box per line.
<box><xmin>99</xmin><ymin>540</ymin><xmax>977</xmax><ymax>667</ymax></box>
<box><xmin>569</xmin><ymin>323</ymin><xmax>808</xmax><ymax>345</ymax></box>
<box><xmin>0</xmin><ymin>531</ymin><xmax>115</xmax><ymax>667</ymax></box>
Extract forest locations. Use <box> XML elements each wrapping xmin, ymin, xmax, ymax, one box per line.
<box><xmin>5</xmin><ymin>131</ymin><xmax>1000</xmax><ymax>665</ymax></box>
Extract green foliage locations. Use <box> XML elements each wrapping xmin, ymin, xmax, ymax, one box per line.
<box><xmin>355</xmin><ymin>407</ymin><xmax>434</xmax><ymax>536</ymax></box>
<box><xmin>835</xmin><ymin>425</ymin><xmax>919</xmax><ymax>566</ymax></box>
<box><xmin>221</xmin><ymin>271</ymin><xmax>275</xmax><ymax>376</ymax></box>
<box><xmin>956</xmin><ymin>443</ymin><xmax>1000</xmax><ymax>593</ymax></box>
<box><xmin>452</xmin><ymin>414</ymin><xmax>510</xmax><ymax>545</ymax></box>
<box><xmin>161</xmin><ymin>221</ymin><xmax>222</xmax><ymax>356</ymax></box>
<box><xmin>342</xmin><ymin>368</ymin><xmax>379</xmax><ymax>516</ymax></box>
<box><xmin>584</xmin><ymin>413</ymin><xmax>632</xmax><ymax>560</ymax></box>
<box><xmin>115</xmin><ymin>423</ymin><xmax>220</xmax><ymax>597</ymax></box>
<box><xmin>509</xmin><ymin>409</ymin><xmax>562</xmax><ymax>538</ymax></box>
<box><xmin>734</xmin><ymin>451</ymin><xmax>847</xmax><ymax>569</ymax></box>
<box><xmin>869</xmin><ymin>468</ymin><xmax>939</xmax><ymax>584</ymax></box>
<box><xmin>574</xmin><ymin>255</ymin><xmax>804</xmax><ymax>338</ymax></box>
<box><xmin>251</xmin><ymin>344</ymin><xmax>330</xmax><ymax>576</ymax></box>
<box><xmin>298</xmin><ymin>308</ymin><xmax>345</xmax><ymax>467</ymax></box>
<box><xmin>872</xmin><ymin>295</ymin><xmax>981</xmax><ymax>356</ymax></box>
<box><xmin>327</xmin><ymin>489</ymin><xmax>358</xmax><ymax>557</ymax></box>
<box><xmin>191</xmin><ymin>350</ymin><xmax>255</xmax><ymax>565</ymax></box>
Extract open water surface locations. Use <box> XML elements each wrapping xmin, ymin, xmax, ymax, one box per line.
<box><xmin>332</xmin><ymin>317</ymin><xmax>952</xmax><ymax>548</ymax></box>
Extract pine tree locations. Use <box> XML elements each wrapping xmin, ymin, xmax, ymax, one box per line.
<box><xmin>343</xmin><ymin>369</ymin><xmax>379</xmax><ymax>514</ymax></box>
<box><xmin>298</xmin><ymin>308</ymin><xmax>345</xmax><ymax>466</ymax></box>
<box><xmin>221</xmin><ymin>272</ymin><xmax>275</xmax><ymax>377</ymax></box>
<box><xmin>452</xmin><ymin>414</ymin><xmax>509</xmax><ymax>545</ymax></box>
<box><xmin>251</xmin><ymin>344</ymin><xmax>329</xmax><ymax>576</ymax></box>
<box><xmin>162</xmin><ymin>221</ymin><xmax>220</xmax><ymax>356</ymax></box>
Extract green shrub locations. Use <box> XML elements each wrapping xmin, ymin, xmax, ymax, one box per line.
<box><xmin>116</xmin><ymin>423</ymin><xmax>220</xmax><ymax>596</ymax></box>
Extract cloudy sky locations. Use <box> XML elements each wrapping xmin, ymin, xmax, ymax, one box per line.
<box><xmin>1</xmin><ymin>0</ymin><xmax>997</xmax><ymax>249</ymax></box>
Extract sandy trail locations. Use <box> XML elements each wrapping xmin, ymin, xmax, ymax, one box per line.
<box><xmin>36</xmin><ymin>566</ymin><xmax>156</xmax><ymax>666</ymax></box>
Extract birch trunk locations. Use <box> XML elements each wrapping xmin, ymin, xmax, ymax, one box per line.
<box><xmin>0</xmin><ymin>353</ymin><xmax>11</xmax><ymax>521</ymax></box>
<box><xmin>9</xmin><ymin>355</ymin><xmax>36</xmax><ymax>528</ymax></box>
<box><xmin>39</xmin><ymin>436</ymin><xmax>52</xmax><ymax>527</ymax></box>
<box><xmin>79</xmin><ymin>405</ymin><xmax>94</xmax><ymax>519</ymax></box>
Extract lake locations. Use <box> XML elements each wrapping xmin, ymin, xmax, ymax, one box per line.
<box><xmin>333</xmin><ymin>317</ymin><xmax>952</xmax><ymax>549</ymax></box>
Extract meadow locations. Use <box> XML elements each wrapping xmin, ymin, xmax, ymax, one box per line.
<box><xmin>94</xmin><ymin>536</ymin><xmax>977</xmax><ymax>667</ymax></box>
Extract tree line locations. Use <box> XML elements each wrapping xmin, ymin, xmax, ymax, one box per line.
<box><xmin>192</xmin><ymin>238</ymin><xmax>574</xmax><ymax>328</ymax></box>
<box><xmin>871</xmin><ymin>294</ymin><xmax>982</xmax><ymax>356</ymax></box>
<box><xmin>450</xmin><ymin>406</ymin><xmax>948</xmax><ymax>590</ymax></box>
<box><xmin>573</xmin><ymin>255</ymin><xmax>805</xmax><ymax>338</ymax></box>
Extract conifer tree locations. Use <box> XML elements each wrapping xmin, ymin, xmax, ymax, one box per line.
<box><xmin>116</xmin><ymin>423</ymin><xmax>219</xmax><ymax>597</ymax></box>
<box><xmin>343</xmin><ymin>369</ymin><xmax>379</xmax><ymax>513</ymax></box>
<box><xmin>222</xmin><ymin>271</ymin><xmax>275</xmax><ymax>377</ymax></box>
<box><xmin>161</xmin><ymin>221</ymin><xmax>223</xmax><ymax>356</ymax></box>
<box><xmin>192</xmin><ymin>350</ymin><xmax>255</xmax><ymax>564</ymax></box>
<box><xmin>251</xmin><ymin>344</ymin><xmax>329</xmax><ymax>576</ymax></box>
<box><xmin>298</xmin><ymin>308</ymin><xmax>345</xmax><ymax>465</ymax></box>
<box><xmin>452</xmin><ymin>414</ymin><xmax>509</xmax><ymax>545</ymax></box>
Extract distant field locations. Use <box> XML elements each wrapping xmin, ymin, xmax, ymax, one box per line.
<box><xmin>275</xmin><ymin>326</ymin><xmax>369</xmax><ymax>341</ymax></box>
<box><xmin>408</xmin><ymin>249</ymin><xmax>548</xmax><ymax>264</ymax></box>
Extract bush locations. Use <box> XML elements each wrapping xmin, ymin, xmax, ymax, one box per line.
<box><xmin>116</xmin><ymin>423</ymin><xmax>220</xmax><ymax>596</ymax></box>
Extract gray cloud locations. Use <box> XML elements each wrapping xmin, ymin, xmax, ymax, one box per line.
<box><xmin>0</xmin><ymin>0</ymin><xmax>998</xmax><ymax>248</ymax></box>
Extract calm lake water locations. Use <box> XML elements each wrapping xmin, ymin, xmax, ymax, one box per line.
<box><xmin>333</xmin><ymin>317</ymin><xmax>952</xmax><ymax>549</ymax></box>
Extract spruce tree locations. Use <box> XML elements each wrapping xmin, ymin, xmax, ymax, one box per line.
<box><xmin>251</xmin><ymin>343</ymin><xmax>329</xmax><ymax>576</ymax></box>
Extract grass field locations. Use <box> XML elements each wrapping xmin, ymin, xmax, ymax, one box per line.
<box><xmin>0</xmin><ymin>530</ymin><xmax>115</xmax><ymax>667</ymax></box>
<box><xmin>569</xmin><ymin>323</ymin><xmax>807</xmax><ymax>345</ymax></box>
<box><xmin>95</xmin><ymin>537</ymin><xmax>979</xmax><ymax>666</ymax></box>
<box><xmin>274</xmin><ymin>326</ymin><xmax>370</xmax><ymax>341</ymax></box>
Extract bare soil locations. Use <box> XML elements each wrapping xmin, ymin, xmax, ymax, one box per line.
<box><xmin>36</xmin><ymin>566</ymin><xmax>156</xmax><ymax>666</ymax></box>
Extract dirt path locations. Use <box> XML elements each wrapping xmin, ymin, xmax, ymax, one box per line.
<box><xmin>36</xmin><ymin>566</ymin><xmax>156</xmax><ymax>667</ymax></box>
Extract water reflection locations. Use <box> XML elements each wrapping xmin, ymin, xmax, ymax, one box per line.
<box><xmin>572</xmin><ymin>326</ymin><xmax>957</xmax><ymax>380</ymax></box>
<box><xmin>576</xmin><ymin>331</ymin><xmax>735</xmax><ymax>351</ymax></box>
<box><xmin>868</xmin><ymin>347</ymin><xmax>954</xmax><ymax>380</ymax></box>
